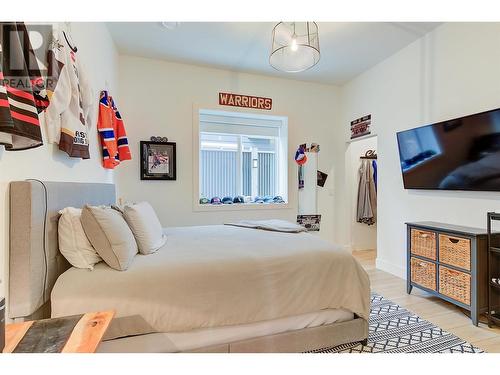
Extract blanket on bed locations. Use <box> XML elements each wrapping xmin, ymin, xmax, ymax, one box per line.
<box><xmin>225</xmin><ymin>219</ymin><xmax>306</xmax><ymax>233</ymax></box>
<box><xmin>51</xmin><ymin>225</ymin><xmax>370</xmax><ymax>338</ymax></box>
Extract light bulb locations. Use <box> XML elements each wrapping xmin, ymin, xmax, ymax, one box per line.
<box><xmin>291</xmin><ymin>37</ymin><xmax>298</xmax><ymax>52</ymax></box>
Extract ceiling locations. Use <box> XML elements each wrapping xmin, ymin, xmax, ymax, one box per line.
<box><xmin>107</xmin><ymin>22</ymin><xmax>440</xmax><ymax>85</ymax></box>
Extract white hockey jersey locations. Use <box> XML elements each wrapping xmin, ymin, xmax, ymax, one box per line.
<box><xmin>45</xmin><ymin>26</ymin><xmax>94</xmax><ymax>159</ymax></box>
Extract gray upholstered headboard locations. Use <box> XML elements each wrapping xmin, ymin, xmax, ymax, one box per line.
<box><xmin>9</xmin><ymin>180</ymin><xmax>116</xmax><ymax>320</ymax></box>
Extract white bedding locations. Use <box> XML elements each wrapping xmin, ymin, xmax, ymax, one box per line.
<box><xmin>51</xmin><ymin>225</ymin><xmax>370</xmax><ymax>338</ymax></box>
<box><xmin>98</xmin><ymin>308</ymin><xmax>354</xmax><ymax>352</ymax></box>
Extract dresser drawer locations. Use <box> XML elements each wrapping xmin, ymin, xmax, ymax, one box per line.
<box><xmin>438</xmin><ymin>234</ymin><xmax>471</xmax><ymax>271</ymax></box>
<box><xmin>411</xmin><ymin>229</ymin><xmax>436</xmax><ymax>260</ymax></box>
<box><xmin>439</xmin><ymin>266</ymin><xmax>471</xmax><ymax>306</ymax></box>
<box><xmin>410</xmin><ymin>257</ymin><xmax>436</xmax><ymax>291</ymax></box>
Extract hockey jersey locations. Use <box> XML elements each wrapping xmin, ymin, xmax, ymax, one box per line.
<box><xmin>97</xmin><ymin>90</ymin><xmax>131</xmax><ymax>169</ymax></box>
<box><xmin>0</xmin><ymin>22</ymin><xmax>49</xmax><ymax>150</ymax></box>
<box><xmin>45</xmin><ymin>26</ymin><xmax>94</xmax><ymax>159</ymax></box>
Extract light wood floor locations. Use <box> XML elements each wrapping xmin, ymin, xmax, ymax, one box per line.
<box><xmin>352</xmin><ymin>249</ymin><xmax>500</xmax><ymax>352</ymax></box>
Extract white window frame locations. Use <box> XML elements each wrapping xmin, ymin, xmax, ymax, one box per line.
<box><xmin>193</xmin><ymin>107</ymin><xmax>289</xmax><ymax>211</ymax></box>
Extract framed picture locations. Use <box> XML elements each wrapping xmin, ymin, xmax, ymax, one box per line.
<box><xmin>317</xmin><ymin>170</ymin><xmax>328</xmax><ymax>187</ymax></box>
<box><xmin>296</xmin><ymin>214</ymin><xmax>321</xmax><ymax>232</ymax></box>
<box><xmin>350</xmin><ymin>114</ymin><xmax>371</xmax><ymax>139</ymax></box>
<box><xmin>140</xmin><ymin>141</ymin><xmax>176</xmax><ymax>180</ymax></box>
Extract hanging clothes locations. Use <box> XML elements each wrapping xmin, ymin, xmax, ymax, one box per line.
<box><xmin>0</xmin><ymin>22</ymin><xmax>49</xmax><ymax>150</ymax></box>
<box><xmin>97</xmin><ymin>90</ymin><xmax>131</xmax><ymax>169</ymax></box>
<box><xmin>295</xmin><ymin>145</ymin><xmax>307</xmax><ymax>189</ymax></box>
<box><xmin>357</xmin><ymin>159</ymin><xmax>377</xmax><ymax>225</ymax></box>
<box><xmin>372</xmin><ymin>159</ymin><xmax>378</xmax><ymax>192</ymax></box>
<box><xmin>298</xmin><ymin>165</ymin><xmax>304</xmax><ymax>189</ymax></box>
<box><xmin>44</xmin><ymin>25</ymin><xmax>94</xmax><ymax>158</ymax></box>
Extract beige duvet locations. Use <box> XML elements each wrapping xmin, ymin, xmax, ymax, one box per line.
<box><xmin>51</xmin><ymin>225</ymin><xmax>370</xmax><ymax>337</ymax></box>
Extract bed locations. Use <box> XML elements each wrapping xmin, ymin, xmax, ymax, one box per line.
<box><xmin>8</xmin><ymin>180</ymin><xmax>370</xmax><ymax>352</ymax></box>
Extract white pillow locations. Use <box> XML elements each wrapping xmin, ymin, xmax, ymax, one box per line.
<box><xmin>58</xmin><ymin>207</ymin><xmax>102</xmax><ymax>270</ymax></box>
<box><xmin>122</xmin><ymin>202</ymin><xmax>166</xmax><ymax>255</ymax></box>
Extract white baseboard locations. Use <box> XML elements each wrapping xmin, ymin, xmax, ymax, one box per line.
<box><xmin>375</xmin><ymin>257</ymin><xmax>406</xmax><ymax>280</ymax></box>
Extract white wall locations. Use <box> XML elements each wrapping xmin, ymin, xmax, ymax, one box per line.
<box><xmin>116</xmin><ymin>56</ymin><xmax>344</xmax><ymax>243</ymax></box>
<box><xmin>341</xmin><ymin>23</ymin><xmax>500</xmax><ymax>278</ymax></box>
<box><xmin>0</xmin><ymin>22</ymin><xmax>119</xmax><ymax>299</ymax></box>
<box><xmin>346</xmin><ymin>136</ymin><xmax>377</xmax><ymax>251</ymax></box>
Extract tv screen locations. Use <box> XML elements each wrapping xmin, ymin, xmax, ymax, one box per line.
<box><xmin>397</xmin><ymin>108</ymin><xmax>500</xmax><ymax>191</ymax></box>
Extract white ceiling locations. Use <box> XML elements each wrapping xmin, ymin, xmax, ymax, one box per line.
<box><xmin>107</xmin><ymin>22</ymin><xmax>440</xmax><ymax>85</ymax></box>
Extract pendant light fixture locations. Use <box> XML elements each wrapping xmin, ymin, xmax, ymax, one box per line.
<box><xmin>269</xmin><ymin>22</ymin><xmax>320</xmax><ymax>73</ymax></box>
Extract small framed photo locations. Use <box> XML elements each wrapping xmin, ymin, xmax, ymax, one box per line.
<box><xmin>140</xmin><ymin>141</ymin><xmax>176</xmax><ymax>180</ymax></box>
<box><xmin>297</xmin><ymin>214</ymin><xmax>321</xmax><ymax>232</ymax></box>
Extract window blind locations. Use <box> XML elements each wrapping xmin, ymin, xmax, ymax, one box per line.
<box><xmin>200</xmin><ymin>112</ymin><xmax>281</xmax><ymax>137</ymax></box>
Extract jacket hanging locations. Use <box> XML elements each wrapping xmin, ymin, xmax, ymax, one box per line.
<box><xmin>44</xmin><ymin>25</ymin><xmax>94</xmax><ymax>158</ymax></box>
<box><xmin>357</xmin><ymin>159</ymin><xmax>377</xmax><ymax>225</ymax></box>
<box><xmin>0</xmin><ymin>22</ymin><xmax>49</xmax><ymax>150</ymax></box>
<box><xmin>97</xmin><ymin>90</ymin><xmax>131</xmax><ymax>169</ymax></box>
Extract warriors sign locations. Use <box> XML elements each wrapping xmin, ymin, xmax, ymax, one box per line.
<box><xmin>218</xmin><ymin>92</ymin><xmax>272</xmax><ymax>110</ymax></box>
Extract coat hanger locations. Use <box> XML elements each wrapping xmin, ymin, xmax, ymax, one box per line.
<box><xmin>101</xmin><ymin>80</ymin><xmax>110</xmax><ymax>95</ymax></box>
<box><xmin>360</xmin><ymin>149</ymin><xmax>377</xmax><ymax>160</ymax></box>
<box><xmin>63</xmin><ymin>22</ymin><xmax>72</xmax><ymax>33</ymax></box>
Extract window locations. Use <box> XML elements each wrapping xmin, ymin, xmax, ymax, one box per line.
<box><xmin>198</xmin><ymin>109</ymin><xmax>288</xmax><ymax>205</ymax></box>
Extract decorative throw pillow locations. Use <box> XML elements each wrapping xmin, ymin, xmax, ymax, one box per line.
<box><xmin>81</xmin><ymin>205</ymin><xmax>138</xmax><ymax>271</ymax></box>
<box><xmin>58</xmin><ymin>207</ymin><xmax>102</xmax><ymax>270</ymax></box>
<box><xmin>122</xmin><ymin>201</ymin><xmax>166</xmax><ymax>255</ymax></box>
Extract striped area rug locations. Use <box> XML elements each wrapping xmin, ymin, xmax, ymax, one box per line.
<box><xmin>314</xmin><ymin>293</ymin><xmax>484</xmax><ymax>353</ymax></box>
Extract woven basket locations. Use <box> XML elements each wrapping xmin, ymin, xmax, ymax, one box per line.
<box><xmin>439</xmin><ymin>234</ymin><xmax>471</xmax><ymax>271</ymax></box>
<box><xmin>410</xmin><ymin>257</ymin><xmax>436</xmax><ymax>290</ymax></box>
<box><xmin>439</xmin><ymin>266</ymin><xmax>471</xmax><ymax>305</ymax></box>
<box><xmin>411</xmin><ymin>229</ymin><xmax>436</xmax><ymax>260</ymax></box>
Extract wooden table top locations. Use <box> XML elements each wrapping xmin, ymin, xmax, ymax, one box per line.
<box><xmin>3</xmin><ymin>310</ymin><xmax>114</xmax><ymax>353</ymax></box>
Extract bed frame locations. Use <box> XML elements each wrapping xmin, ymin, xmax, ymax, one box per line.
<box><xmin>8</xmin><ymin>180</ymin><xmax>368</xmax><ymax>352</ymax></box>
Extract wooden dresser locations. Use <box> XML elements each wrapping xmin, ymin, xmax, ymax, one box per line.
<box><xmin>406</xmin><ymin>222</ymin><xmax>498</xmax><ymax>326</ymax></box>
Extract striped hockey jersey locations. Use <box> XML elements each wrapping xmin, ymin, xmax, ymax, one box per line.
<box><xmin>0</xmin><ymin>22</ymin><xmax>49</xmax><ymax>150</ymax></box>
<box><xmin>97</xmin><ymin>90</ymin><xmax>131</xmax><ymax>169</ymax></box>
<box><xmin>44</xmin><ymin>26</ymin><xmax>94</xmax><ymax>159</ymax></box>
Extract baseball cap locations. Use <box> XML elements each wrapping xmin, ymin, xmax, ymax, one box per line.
<box><xmin>222</xmin><ymin>196</ymin><xmax>233</xmax><ymax>204</ymax></box>
<box><xmin>233</xmin><ymin>196</ymin><xmax>245</xmax><ymax>203</ymax></box>
<box><xmin>294</xmin><ymin>146</ymin><xmax>308</xmax><ymax>165</ymax></box>
<box><xmin>273</xmin><ymin>196</ymin><xmax>285</xmax><ymax>203</ymax></box>
<box><xmin>199</xmin><ymin>197</ymin><xmax>209</xmax><ymax>204</ymax></box>
<box><xmin>210</xmin><ymin>197</ymin><xmax>222</xmax><ymax>205</ymax></box>
<box><xmin>273</xmin><ymin>195</ymin><xmax>285</xmax><ymax>203</ymax></box>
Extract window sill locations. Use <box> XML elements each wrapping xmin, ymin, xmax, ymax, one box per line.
<box><xmin>193</xmin><ymin>202</ymin><xmax>292</xmax><ymax>212</ymax></box>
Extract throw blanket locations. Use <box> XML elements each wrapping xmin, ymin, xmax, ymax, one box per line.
<box><xmin>225</xmin><ymin>219</ymin><xmax>306</xmax><ymax>233</ymax></box>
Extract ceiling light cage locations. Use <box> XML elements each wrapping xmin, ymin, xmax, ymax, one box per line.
<box><xmin>270</xmin><ymin>22</ymin><xmax>320</xmax><ymax>73</ymax></box>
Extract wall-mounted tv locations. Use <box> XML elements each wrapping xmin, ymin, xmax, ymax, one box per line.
<box><xmin>396</xmin><ymin>107</ymin><xmax>500</xmax><ymax>191</ymax></box>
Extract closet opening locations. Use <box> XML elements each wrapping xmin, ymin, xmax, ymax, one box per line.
<box><xmin>346</xmin><ymin>135</ymin><xmax>378</xmax><ymax>269</ymax></box>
